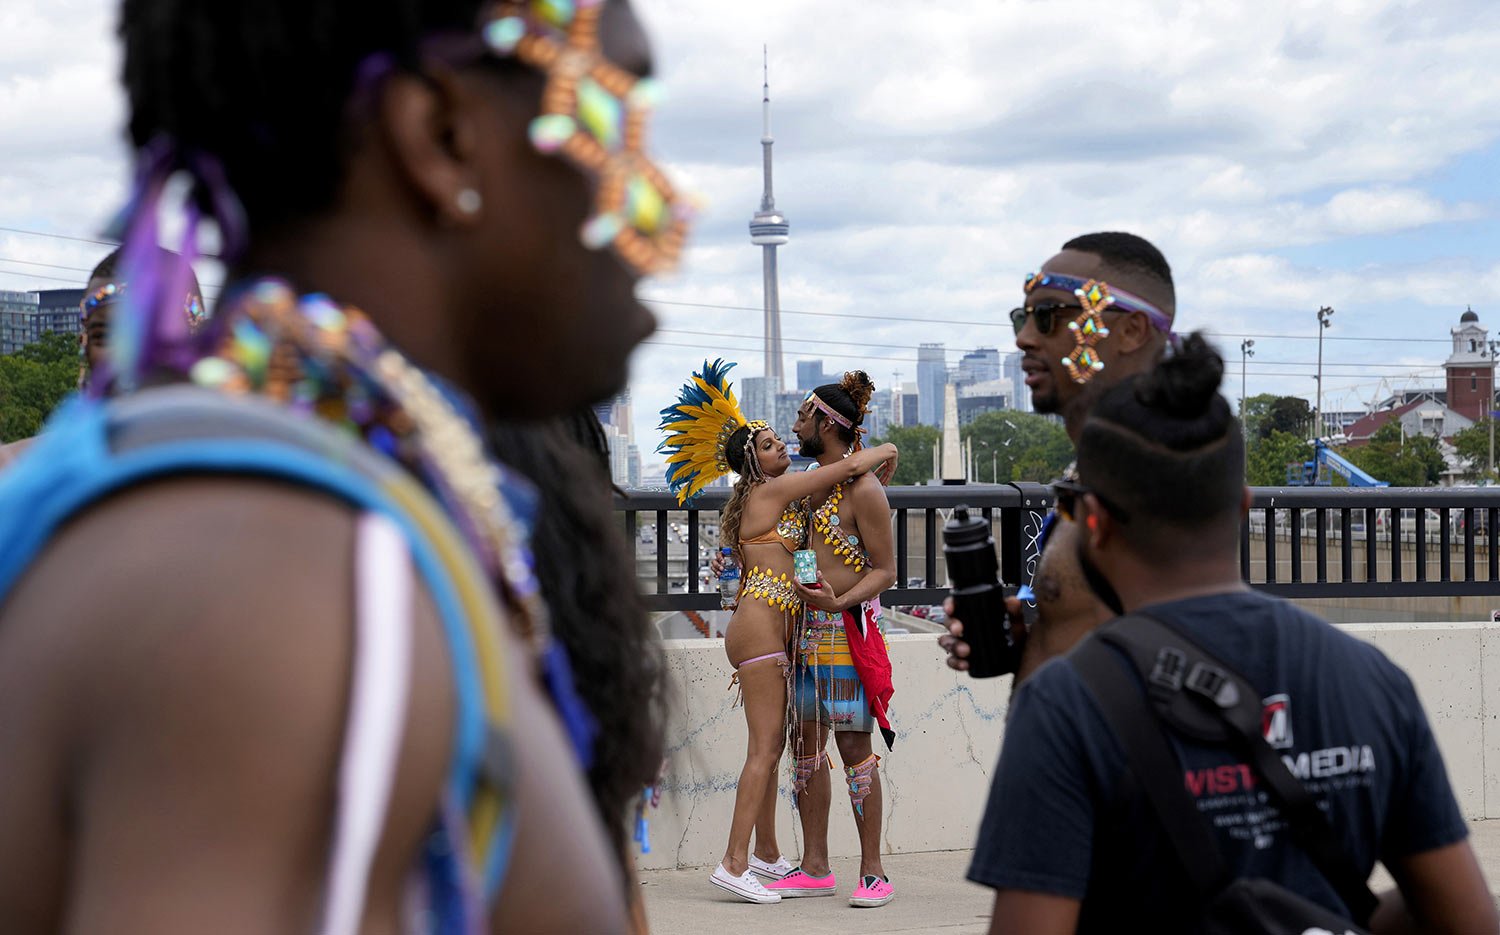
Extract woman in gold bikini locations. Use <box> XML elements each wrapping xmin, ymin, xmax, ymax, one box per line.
<box><xmin>658</xmin><ymin>360</ymin><xmax>897</xmax><ymax>904</ymax></box>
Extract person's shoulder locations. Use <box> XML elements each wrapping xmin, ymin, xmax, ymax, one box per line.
<box><xmin>0</xmin><ymin>437</ymin><xmax>33</xmax><ymax>471</ymax></box>
<box><xmin>6</xmin><ymin>474</ymin><xmax>362</xmax><ymax>632</ymax></box>
<box><xmin>1016</xmin><ymin>651</ymin><xmax>1100</xmax><ymax>717</ymax></box>
<box><xmin>849</xmin><ymin>469</ymin><xmax>890</xmax><ymax>503</ymax></box>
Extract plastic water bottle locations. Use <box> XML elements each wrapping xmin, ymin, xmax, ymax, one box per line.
<box><xmin>718</xmin><ymin>547</ymin><xmax>740</xmax><ymax>610</ymax></box>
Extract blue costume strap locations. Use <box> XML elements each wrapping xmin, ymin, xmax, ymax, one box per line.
<box><xmin>0</xmin><ymin>389</ymin><xmax>515</xmax><ymax>929</ymax></box>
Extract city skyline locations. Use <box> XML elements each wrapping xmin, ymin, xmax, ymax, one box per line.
<box><xmin>0</xmin><ymin>1</ymin><xmax>1497</xmax><ymax>475</ymax></box>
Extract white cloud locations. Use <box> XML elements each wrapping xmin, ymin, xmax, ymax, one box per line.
<box><xmin>0</xmin><ymin>0</ymin><xmax>1497</xmax><ymax>463</ymax></box>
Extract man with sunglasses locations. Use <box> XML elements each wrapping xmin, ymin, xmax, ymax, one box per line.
<box><xmin>961</xmin><ymin>334</ymin><xmax>1495</xmax><ymax>934</ymax></box>
<box><xmin>941</xmin><ymin>231</ymin><xmax>1178</xmax><ymax>686</ymax></box>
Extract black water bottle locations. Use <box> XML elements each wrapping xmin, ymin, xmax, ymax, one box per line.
<box><xmin>944</xmin><ymin>505</ymin><xmax>1016</xmax><ymax>678</ymax></box>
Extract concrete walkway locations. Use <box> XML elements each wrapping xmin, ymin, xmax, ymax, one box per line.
<box><xmin>640</xmin><ymin>820</ymin><xmax>1500</xmax><ymax>935</ymax></box>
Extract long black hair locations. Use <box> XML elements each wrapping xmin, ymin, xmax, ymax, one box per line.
<box><xmin>487</xmin><ymin>411</ymin><xmax>667</xmax><ymax>866</ymax></box>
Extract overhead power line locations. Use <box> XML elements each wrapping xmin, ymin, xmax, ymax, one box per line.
<box><xmin>0</xmin><ymin>225</ymin><xmax>118</xmax><ymax>248</ymax></box>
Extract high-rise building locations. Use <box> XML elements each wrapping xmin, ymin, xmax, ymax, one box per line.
<box><xmin>917</xmin><ymin>343</ymin><xmax>947</xmax><ymax>426</ymax></box>
<box><xmin>958</xmin><ymin>379</ymin><xmax>1011</xmax><ymax>426</ymax></box>
<box><xmin>896</xmin><ymin>381</ymin><xmax>920</xmax><ymax>426</ymax></box>
<box><xmin>739</xmin><ymin>376</ymin><xmax>774</xmax><ymax>430</ymax></box>
<box><xmin>1002</xmin><ymin>351</ymin><xmax>1029</xmax><ymax>413</ymax></box>
<box><xmin>956</xmin><ymin>348</ymin><xmax>1001</xmax><ymax>387</ymax></box>
<box><xmin>867</xmin><ymin>387</ymin><xmax>893</xmax><ymax>439</ymax></box>
<box><xmin>593</xmin><ymin>389</ymin><xmax>635</xmax><ymax>444</ymax></box>
<box><xmin>774</xmin><ymin>390</ymin><xmax>804</xmax><ymax>447</ymax></box>
<box><xmin>749</xmin><ymin>49</ymin><xmax>789</xmax><ymax>394</ymax></box>
<box><xmin>796</xmin><ymin>359</ymin><xmax>828</xmax><ymax>392</ymax></box>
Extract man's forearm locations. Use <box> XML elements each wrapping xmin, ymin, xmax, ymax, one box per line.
<box><xmin>837</xmin><ymin>566</ymin><xmax>896</xmax><ymax>611</ymax></box>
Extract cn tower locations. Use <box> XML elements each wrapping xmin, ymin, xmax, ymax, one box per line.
<box><xmin>748</xmin><ymin>46</ymin><xmax>789</xmax><ymax>393</ymax></box>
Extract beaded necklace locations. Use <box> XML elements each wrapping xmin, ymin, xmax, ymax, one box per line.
<box><xmin>811</xmin><ymin>480</ymin><xmax>867</xmax><ymax>573</ymax></box>
<box><xmin>188</xmin><ymin>278</ymin><xmax>549</xmax><ymax>644</ymax></box>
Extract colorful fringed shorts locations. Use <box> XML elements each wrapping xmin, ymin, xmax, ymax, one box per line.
<box><xmin>793</xmin><ymin>608</ymin><xmax>877</xmax><ymax>733</ymax></box>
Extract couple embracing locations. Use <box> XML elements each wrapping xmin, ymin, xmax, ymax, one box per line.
<box><xmin>659</xmin><ymin>363</ymin><xmax>901</xmax><ymax>909</ymax></box>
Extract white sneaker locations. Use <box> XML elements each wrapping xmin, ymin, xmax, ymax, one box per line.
<box><xmin>749</xmin><ymin>854</ymin><xmax>795</xmax><ymax>880</ymax></box>
<box><xmin>710</xmin><ymin>863</ymin><xmax>782</xmax><ymax>904</ymax></box>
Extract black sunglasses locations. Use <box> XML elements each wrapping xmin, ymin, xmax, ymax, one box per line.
<box><xmin>1010</xmin><ymin>302</ymin><xmax>1126</xmax><ymax>337</ymax></box>
<box><xmin>1050</xmin><ymin>479</ymin><xmax>1131</xmax><ymax>525</ymax></box>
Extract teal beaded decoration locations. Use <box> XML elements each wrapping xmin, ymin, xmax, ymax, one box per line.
<box><xmin>1061</xmin><ymin>279</ymin><xmax>1115</xmax><ymax>385</ymax></box>
<box><xmin>477</xmin><ymin>0</ymin><xmax>692</xmax><ymax>275</ymax></box>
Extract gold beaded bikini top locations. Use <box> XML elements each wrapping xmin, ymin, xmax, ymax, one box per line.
<box><xmin>739</xmin><ymin>499</ymin><xmax>808</xmax><ymax>553</ymax></box>
<box><xmin>811</xmin><ymin>480</ymin><xmax>868</xmax><ymax>573</ymax></box>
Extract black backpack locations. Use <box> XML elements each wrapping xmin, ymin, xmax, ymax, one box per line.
<box><xmin>1069</xmin><ymin>613</ymin><xmax>1378</xmax><ymax>935</ymax></box>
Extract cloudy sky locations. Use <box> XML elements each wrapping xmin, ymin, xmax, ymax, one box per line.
<box><xmin>2</xmin><ymin>0</ymin><xmax>1499</xmax><ymax>471</ymax></box>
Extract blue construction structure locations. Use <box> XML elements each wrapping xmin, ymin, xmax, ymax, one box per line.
<box><xmin>1286</xmin><ymin>439</ymin><xmax>1388</xmax><ymax>487</ymax></box>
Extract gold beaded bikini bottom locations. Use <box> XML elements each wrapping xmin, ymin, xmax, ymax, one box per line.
<box><xmin>741</xmin><ymin>565</ymin><xmax>802</xmax><ymax>613</ymax></box>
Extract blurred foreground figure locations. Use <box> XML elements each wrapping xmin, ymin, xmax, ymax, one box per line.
<box><xmin>0</xmin><ymin>0</ymin><xmax>689</xmax><ymax>931</ymax></box>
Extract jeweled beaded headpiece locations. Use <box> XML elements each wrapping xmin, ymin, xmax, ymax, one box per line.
<box><xmin>658</xmin><ymin>359</ymin><xmax>771</xmax><ymax>505</ymax></box>
<box><xmin>1024</xmin><ymin>271</ymin><xmax>1176</xmax><ymax>385</ymax></box>
<box><xmin>478</xmin><ymin>0</ymin><xmax>692</xmax><ymax>276</ymax></box>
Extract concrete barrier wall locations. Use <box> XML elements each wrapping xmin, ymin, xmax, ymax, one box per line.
<box><xmin>646</xmin><ymin>623</ymin><xmax>1499</xmax><ymax>871</ymax></box>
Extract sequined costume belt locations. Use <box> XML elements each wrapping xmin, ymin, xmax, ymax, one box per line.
<box><xmin>741</xmin><ymin>566</ymin><xmax>802</xmax><ymax>613</ymax></box>
<box><xmin>805</xmin><ymin>608</ymin><xmax>842</xmax><ymax>628</ymax></box>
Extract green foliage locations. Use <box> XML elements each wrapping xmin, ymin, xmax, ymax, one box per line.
<box><xmin>1341</xmin><ymin>423</ymin><xmax>1444</xmax><ymax>487</ymax></box>
<box><xmin>960</xmin><ymin>411</ymin><xmax>1074</xmax><ymax>483</ymax></box>
<box><xmin>1451</xmin><ymin>419</ymin><xmax>1496</xmax><ymax>480</ymax></box>
<box><xmin>870</xmin><ymin>423</ymin><xmax>941</xmax><ymax>486</ymax></box>
<box><xmin>1241</xmin><ymin>393</ymin><xmax>1313</xmax><ymax>442</ymax></box>
<box><xmin>1239</xmin><ymin>393</ymin><xmax>1279</xmax><ymax>440</ymax></box>
<box><xmin>1247</xmin><ymin>430</ymin><xmax>1312</xmax><ymax>487</ymax></box>
<box><xmin>0</xmin><ymin>332</ymin><xmax>79</xmax><ymax>443</ymax></box>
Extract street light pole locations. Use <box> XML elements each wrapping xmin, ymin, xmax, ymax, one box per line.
<box><xmin>1315</xmin><ymin>307</ymin><xmax>1334</xmax><ymax>441</ymax></box>
<box><xmin>1240</xmin><ymin>339</ymin><xmax>1255</xmax><ymax>441</ymax></box>
<box><xmin>1489</xmin><ymin>338</ymin><xmax>1499</xmax><ymax>480</ymax></box>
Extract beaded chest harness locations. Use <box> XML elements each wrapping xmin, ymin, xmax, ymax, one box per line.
<box><xmin>811</xmin><ymin>480</ymin><xmax>867</xmax><ymax>573</ymax></box>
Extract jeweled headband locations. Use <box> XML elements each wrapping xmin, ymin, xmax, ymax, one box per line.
<box><xmin>477</xmin><ymin>0</ymin><xmax>693</xmax><ymax>276</ymax></box>
<box><xmin>1024</xmin><ymin>271</ymin><xmax>1173</xmax><ymax>333</ymax></box>
<box><xmin>806</xmin><ymin>392</ymin><xmax>852</xmax><ymax>430</ymax></box>
<box><xmin>1024</xmin><ymin>271</ymin><xmax>1177</xmax><ymax>385</ymax></box>
<box><xmin>81</xmin><ymin>281</ymin><xmax>206</xmax><ymax>329</ymax></box>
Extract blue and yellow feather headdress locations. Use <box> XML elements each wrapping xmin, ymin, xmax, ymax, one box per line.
<box><xmin>657</xmin><ymin>359</ymin><xmax>770</xmax><ymax>505</ymax></box>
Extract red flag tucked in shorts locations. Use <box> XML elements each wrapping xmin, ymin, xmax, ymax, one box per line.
<box><xmin>842</xmin><ymin>600</ymin><xmax>895</xmax><ymax>749</ymax></box>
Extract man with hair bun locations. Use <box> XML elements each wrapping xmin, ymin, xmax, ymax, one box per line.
<box><xmin>758</xmin><ymin>370</ymin><xmax>900</xmax><ymax>909</ymax></box>
<box><xmin>963</xmin><ymin>336</ymin><xmax>1497</xmax><ymax>934</ymax></box>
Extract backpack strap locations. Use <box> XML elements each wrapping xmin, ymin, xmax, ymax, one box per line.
<box><xmin>1070</xmin><ymin>635</ymin><xmax>1231</xmax><ymax>897</ymax></box>
<box><xmin>1075</xmin><ymin>614</ymin><xmax>1379</xmax><ymax>924</ymax></box>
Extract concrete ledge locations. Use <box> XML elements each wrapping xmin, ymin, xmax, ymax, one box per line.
<box><xmin>647</xmin><ymin>622</ymin><xmax>1497</xmax><ymax>870</ymax></box>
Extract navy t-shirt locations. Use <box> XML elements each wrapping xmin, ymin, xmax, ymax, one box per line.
<box><xmin>967</xmin><ymin>590</ymin><xmax>1468</xmax><ymax>932</ymax></box>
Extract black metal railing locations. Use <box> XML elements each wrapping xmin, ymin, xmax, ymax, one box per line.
<box><xmin>616</xmin><ymin>485</ymin><xmax>1500</xmax><ymax>612</ymax></box>
<box><xmin>1240</xmin><ymin>487</ymin><xmax>1500</xmax><ymax>598</ymax></box>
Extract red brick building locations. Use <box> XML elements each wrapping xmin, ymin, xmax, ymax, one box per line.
<box><xmin>1446</xmin><ymin>307</ymin><xmax>1494</xmax><ymax>424</ymax></box>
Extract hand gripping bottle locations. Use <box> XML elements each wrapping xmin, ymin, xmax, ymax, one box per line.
<box><xmin>943</xmin><ymin>505</ymin><xmax>1019</xmax><ymax>677</ymax></box>
<box><xmin>718</xmin><ymin>547</ymin><xmax>740</xmax><ymax>610</ymax></box>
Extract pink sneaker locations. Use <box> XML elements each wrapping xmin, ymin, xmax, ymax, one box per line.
<box><xmin>764</xmin><ymin>867</ymin><xmax>837</xmax><ymax>898</ymax></box>
<box><xmin>849</xmin><ymin>874</ymin><xmax>894</xmax><ymax>908</ymax></box>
